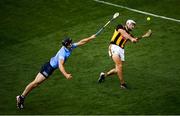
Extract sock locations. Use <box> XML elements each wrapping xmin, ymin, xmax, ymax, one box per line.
<box><xmin>20</xmin><ymin>95</ymin><xmax>25</xmax><ymax>99</ymax></box>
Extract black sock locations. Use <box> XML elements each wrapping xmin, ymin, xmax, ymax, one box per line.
<box><xmin>20</xmin><ymin>95</ymin><xmax>25</xmax><ymax>99</ymax></box>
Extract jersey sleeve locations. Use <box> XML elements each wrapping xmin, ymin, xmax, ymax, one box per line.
<box><xmin>59</xmin><ymin>55</ymin><xmax>65</xmax><ymax>61</ymax></box>
<box><xmin>116</xmin><ymin>24</ymin><xmax>124</xmax><ymax>31</ymax></box>
<box><xmin>71</xmin><ymin>43</ymin><xmax>78</xmax><ymax>49</ymax></box>
<box><xmin>58</xmin><ymin>50</ymin><xmax>66</xmax><ymax>61</ymax></box>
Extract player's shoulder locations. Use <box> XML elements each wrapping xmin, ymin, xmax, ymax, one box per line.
<box><xmin>116</xmin><ymin>24</ymin><xmax>125</xmax><ymax>31</ymax></box>
<box><xmin>59</xmin><ymin>46</ymin><xmax>67</xmax><ymax>53</ymax></box>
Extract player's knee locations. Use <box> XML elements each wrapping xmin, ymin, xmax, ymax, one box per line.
<box><xmin>116</xmin><ymin>63</ymin><xmax>122</xmax><ymax>69</ymax></box>
<box><xmin>31</xmin><ymin>81</ymin><xmax>41</xmax><ymax>87</ymax></box>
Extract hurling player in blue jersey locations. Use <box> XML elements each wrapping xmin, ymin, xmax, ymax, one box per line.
<box><xmin>16</xmin><ymin>34</ymin><xmax>96</xmax><ymax>109</ymax></box>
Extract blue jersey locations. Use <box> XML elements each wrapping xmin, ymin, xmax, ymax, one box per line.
<box><xmin>50</xmin><ymin>43</ymin><xmax>77</xmax><ymax>69</ymax></box>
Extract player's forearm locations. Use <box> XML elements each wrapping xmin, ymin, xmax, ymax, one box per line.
<box><xmin>123</xmin><ymin>33</ymin><xmax>137</xmax><ymax>42</ymax></box>
<box><xmin>119</xmin><ymin>29</ymin><xmax>135</xmax><ymax>42</ymax></box>
<box><xmin>77</xmin><ymin>35</ymin><xmax>96</xmax><ymax>46</ymax></box>
<box><xmin>80</xmin><ymin>37</ymin><xmax>93</xmax><ymax>44</ymax></box>
<box><xmin>123</xmin><ymin>32</ymin><xmax>134</xmax><ymax>41</ymax></box>
<box><xmin>59</xmin><ymin>64</ymin><xmax>68</xmax><ymax>77</ymax></box>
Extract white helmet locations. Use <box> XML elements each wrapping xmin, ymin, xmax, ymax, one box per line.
<box><xmin>126</xmin><ymin>19</ymin><xmax>136</xmax><ymax>25</ymax></box>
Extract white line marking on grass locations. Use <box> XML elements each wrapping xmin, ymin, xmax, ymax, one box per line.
<box><xmin>94</xmin><ymin>0</ymin><xmax>180</xmax><ymax>23</ymax></box>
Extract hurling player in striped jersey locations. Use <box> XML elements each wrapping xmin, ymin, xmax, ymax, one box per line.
<box><xmin>98</xmin><ymin>19</ymin><xmax>138</xmax><ymax>89</ymax></box>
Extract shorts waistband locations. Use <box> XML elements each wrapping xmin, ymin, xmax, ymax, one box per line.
<box><xmin>110</xmin><ymin>43</ymin><xmax>124</xmax><ymax>49</ymax></box>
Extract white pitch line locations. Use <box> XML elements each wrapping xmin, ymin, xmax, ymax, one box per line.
<box><xmin>94</xmin><ymin>0</ymin><xmax>180</xmax><ymax>23</ymax></box>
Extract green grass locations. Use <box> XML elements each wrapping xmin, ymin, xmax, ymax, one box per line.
<box><xmin>0</xmin><ymin>0</ymin><xmax>180</xmax><ymax>114</ymax></box>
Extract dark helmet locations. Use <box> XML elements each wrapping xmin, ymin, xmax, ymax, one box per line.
<box><xmin>62</xmin><ymin>37</ymin><xmax>72</xmax><ymax>47</ymax></box>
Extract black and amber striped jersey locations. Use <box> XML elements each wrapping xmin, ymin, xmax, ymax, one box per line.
<box><xmin>110</xmin><ymin>24</ymin><xmax>130</xmax><ymax>49</ymax></box>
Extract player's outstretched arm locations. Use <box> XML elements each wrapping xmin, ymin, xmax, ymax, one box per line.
<box><xmin>59</xmin><ymin>59</ymin><xmax>72</xmax><ymax>79</ymax></box>
<box><xmin>76</xmin><ymin>34</ymin><xmax>96</xmax><ymax>46</ymax></box>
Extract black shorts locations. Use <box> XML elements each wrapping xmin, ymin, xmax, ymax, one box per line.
<box><xmin>40</xmin><ymin>62</ymin><xmax>55</xmax><ymax>78</ymax></box>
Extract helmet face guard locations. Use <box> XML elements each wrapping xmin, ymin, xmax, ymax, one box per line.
<box><xmin>126</xmin><ymin>19</ymin><xmax>136</xmax><ymax>25</ymax></box>
<box><xmin>126</xmin><ymin>19</ymin><xmax>136</xmax><ymax>31</ymax></box>
<box><xmin>62</xmin><ymin>37</ymin><xmax>72</xmax><ymax>47</ymax></box>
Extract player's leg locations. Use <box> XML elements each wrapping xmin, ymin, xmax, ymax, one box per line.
<box><xmin>112</xmin><ymin>54</ymin><xmax>124</xmax><ymax>84</ymax></box>
<box><xmin>98</xmin><ymin>68</ymin><xmax>117</xmax><ymax>83</ymax></box>
<box><xmin>16</xmin><ymin>73</ymin><xmax>46</xmax><ymax>109</ymax></box>
<box><xmin>16</xmin><ymin>62</ymin><xmax>55</xmax><ymax>109</ymax></box>
<box><xmin>22</xmin><ymin>73</ymin><xmax>46</xmax><ymax>97</ymax></box>
<box><xmin>106</xmin><ymin>68</ymin><xmax>117</xmax><ymax>76</ymax></box>
<box><xmin>98</xmin><ymin>44</ymin><xmax>117</xmax><ymax>83</ymax></box>
<box><xmin>112</xmin><ymin>54</ymin><xmax>127</xmax><ymax>89</ymax></box>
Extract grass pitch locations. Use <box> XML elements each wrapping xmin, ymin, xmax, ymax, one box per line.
<box><xmin>0</xmin><ymin>0</ymin><xmax>180</xmax><ymax>114</ymax></box>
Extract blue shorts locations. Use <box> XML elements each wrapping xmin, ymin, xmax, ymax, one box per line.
<box><xmin>40</xmin><ymin>62</ymin><xmax>55</xmax><ymax>78</ymax></box>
